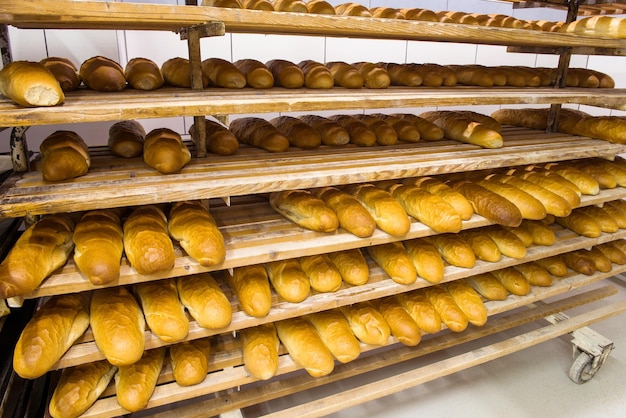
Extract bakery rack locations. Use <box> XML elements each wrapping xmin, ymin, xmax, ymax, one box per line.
<box><xmin>2</xmin><ymin>1</ymin><xmax>626</xmax><ymax>417</ymax></box>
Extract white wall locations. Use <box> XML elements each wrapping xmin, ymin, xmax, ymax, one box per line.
<box><xmin>1</xmin><ymin>0</ymin><xmax>624</xmax><ymax>153</ymax></box>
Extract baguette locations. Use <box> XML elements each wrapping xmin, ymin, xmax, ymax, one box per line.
<box><xmin>586</xmin><ymin>158</ymin><xmax>626</xmax><ymax>186</ymax></box>
<box><xmin>595</xmin><ymin>242</ymin><xmax>626</xmax><ymax>265</ymax></box>
<box><xmin>227</xmin><ymin>265</ymin><xmax>272</xmax><ymax>317</ymax></box>
<box><xmin>326</xmin><ymin>61</ymin><xmax>364</xmax><ymax>88</ymax></box>
<box><xmin>275</xmin><ymin>317</ymin><xmax>335</xmax><ymax>377</ymax></box>
<box><xmin>448</xmin><ymin>64</ymin><xmax>494</xmax><ymax>87</ymax></box>
<box><xmin>477</xmin><ymin>178</ymin><xmax>547</xmax><ymax>220</ymax></box>
<box><xmin>169</xmin><ymin>337</ymin><xmax>211</xmax><ymax>386</ymax></box>
<box><xmin>423</xmin><ymin>285</ymin><xmax>468</xmax><ymax>332</ymax></box>
<box><xmin>575</xmin><ymin>161</ymin><xmax>619</xmax><ymax>189</ymax></box>
<box><xmin>161</xmin><ymin>57</ymin><xmax>208</xmax><ymax>88</ymax></box>
<box><xmin>306</xmin><ymin>0</ymin><xmax>335</xmax><ymax>14</ymax></box>
<box><xmin>123</xmin><ymin>205</ymin><xmax>175</xmax><ymax>275</ymax></box>
<box><xmin>403</xmin><ymin>238</ymin><xmax>445</xmax><ymax>283</ymax></box>
<box><xmin>393</xmin><ymin>113</ymin><xmax>445</xmax><ymax>141</ymax></box>
<box><xmin>465</xmin><ymin>272</ymin><xmax>509</xmax><ymax>301</ymax></box>
<box><xmin>48</xmin><ymin>360</ymin><xmax>116</xmax><ymax>418</ymax></box>
<box><xmin>535</xmin><ymin>255</ymin><xmax>568</xmax><ymax>277</ymax></box>
<box><xmin>39</xmin><ymin>130</ymin><xmax>91</xmax><ymax>182</ymax></box>
<box><xmin>411</xmin><ymin>63</ymin><xmax>457</xmax><ymax>86</ymax></box>
<box><xmin>328</xmin><ymin>114</ymin><xmax>377</xmax><ymax>146</ymax></box>
<box><xmin>0</xmin><ymin>214</ymin><xmax>74</xmax><ymax>298</ymax></box>
<box><xmin>177</xmin><ymin>273</ymin><xmax>232</xmax><ymax>329</ymax></box>
<box><xmin>202</xmin><ymin>0</ymin><xmax>242</xmax><ymax>6</ymax></box>
<box><xmin>406</xmin><ymin>176</ymin><xmax>474</xmax><ymax>220</ymax></box>
<box><xmin>14</xmin><ymin>293</ymin><xmax>91</xmax><ymax>380</ymax></box>
<box><xmin>459</xmin><ymin>230</ymin><xmax>501</xmax><ymax>262</ymax></box>
<box><xmin>505</xmin><ymin>224</ymin><xmax>534</xmax><ymax>247</ymax></box>
<box><xmin>269</xmin><ymin>189</ymin><xmax>339</xmax><ymax>233</ymax></box>
<box><xmin>370</xmin><ymin>7</ymin><xmax>405</xmax><ymax>19</ymax></box>
<box><xmin>265</xmin><ymin>259</ymin><xmax>310</xmax><ymax>303</ymax></box>
<box><xmin>353</xmin><ymin>61</ymin><xmax>390</xmax><ymax>89</ymax></box>
<box><xmin>381</xmin><ymin>63</ymin><xmax>422</xmax><ymax>87</ymax></box>
<box><xmin>242</xmin><ymin>0</ymin><xmax>274</xmax><ymax>10</ymax></box>
<box><xmin>396</xmin><ymin>290</ymin><xmax>441</xmax><ymax>334</ymax></box>
<box><xmin>307</xmin><ymin>309</ymin><xmax>361</xmax><ymax>361</ymax></box>
<box><xmin>143</xmin><ymin>128</ymin><xmax>191</xmax><ymax>174</ymax></box>
<box><xmin>298</xmin><ymin>114</ymin><xmax>350</xmax><ymax>146</ymax></box>
<box><xmin>340</xmin><ymin>301</ymin><xmax>391</xmax><ymax>345</ymax></box>
<box><xmin>229</xmin><ymin>117</ymin><xmax>290</xmax><ymax>152</ymax></box>
<box><xmin>108</xmin><ymin>119</ymin><xmax>146</xmax><ymax>158</ymax></box>
<box><xmin>490</xmin><ymin>108</ymin><xmax>548</xmax><ymax>130</ymax></box>
<box><xmin>517</xmin><ymin>219</ymin><xmax>556</xmax><ymax>246</ymax></box>
<box><xmin>39</xmin><ymin>57</ymin><xmax>81</xmax><ymax>92</ymax></box>
<box><xmin>80</xmin><ymin>55</ymin><xmax>127</xmax><ymax>92</ymax></box>
<box><xmin>445</xmin><ymin>279</ymin><xmax>488</xmax><ymax>326</ymax></box>
<box><xmin>582</xmin><ymin>247</ymin><xmax>613</xmax><ymax>273</ymax></box>
<box><xmin>298</xmin><ymin>60</ymin><xmax>335</xmax><ymax>89</ymax></box>
<box><xmin>124</xmin><ymin>57</ymin><xmax>164</xmax><ymax>91</ymax></box>
<box><xmin>482</xmin><ymin>225</ymin><xmax>527</xmax><ymax>259</ymax></box>
<box><xmin>354</xmin><ymin>114</ymin><xmax>398</xmax><ymax>145</ymax></box>
<box><xmin>401</xmin><ymin>8</ymin><xmax>439</xmax><ymax>22</ymax></box>
<box><xmin>270</xmin><ymin>115</ymin><xmax>322</xmax><ymax>148</ymax></box>
<box><xmin>543</xmin><ymin>162</ymin><xmax>600</xmax><ymax>196</ymax></box>
<box><xmin>115</xmin><ymin>347</ymin><xmax>166</xmax><ymax>412</ymax></box>
<box><xmin>189</xmin><ymin>118</ymin><xmax>239</xmax><ymax>156</ymax></box>
<box><xmin>491</xmin><ymin>267</ymin><xmax>531</xmax><ymax>296</ymax></box>
<box><xmin>273</xmin><ymin>0</ymin><xmax>308</xmax><ymax>12</ymax></box>
<box><xmin>134</xmin><ymin>279</ymin><xmax>189</xmax><ymax>343</ymax></box>
<box><xmin>73</xmin><ymin>209</ymin><xmax>124</xmax><ymax>285</ymax></box>
<box><xmin>313</xmin><ymin>186</ymin><xmax>376</xmax><ymax>237</ymax></box>
<box><xmin>299</xmin><ymin>253</ymin><xmax>343</xmax><ymax>292</ymax></box>
<box><xmin>235</xmin><ymin>58</ymin><xmax>274</xmax><ymax>88</ymax></box>
<box><xmin>266</xmin><ymin>59</ymin><xmax>305</xmax><ymax>88</ymax></box>
<box><xmin>451</xmin><ymin>180</ymin><xmax>523</xmax><ymax>227</ymax></box>
<box><xmin>555</xmin><ymin>209</ymin><xmax>602</xmax><ymax>238</ymax></box>
<box><xmin>514</xmin><ymin>170</ymin><xmax>581</xmax><ymax>209</ymax></box>
<box><xmin>513</xmin><ymin>262</ymin><xmax>553</xmax><ymax>287</ymax></box>
<box><xmin>201</xmin><ymin>57</ymin><xmax>247</xmax><ymax>88</ymax></box>
<box><xmin>367</xmin><ymin>242</ymin><xmax>417</xmax><ymax>285</ymax></box>
<box><xmin>579</xmin><ymin>205</ymin><xmax>619</xmax><ymax>233</ymax></box>
<box><xmin>429</xmin><ymin>233</ymin><xmax>476</xmax><ymax>269</ymax></box>
<box><xmin>90</xmin><ymin>286</ymin><xmax>146</xmax><ymax>366</ymax></box>
<box><xmin>327</xmin><ymin>248</ymin><xmax>369</xmax><ymax>286</ymax></box>
<box><xmin>344</xmin><ymin>183</ymin><xmax>411</xmax><ymax>236</ymax></box>
<box><xmin>168</xmin><ymin>200</ymin><xmax>225</xmax><ymax>267</ymax></box>
<box><xmin>335</xmin><ymin>3</ymin><xmax>371</xmax><ymax>16</ymax></box>
<box><xmin>374</xmin><ymin>297</ymin><xmax>422</xmax><ymax>346</ymax></box>
<box><xmin>240</xmin><ymin>323</ymin><xmax>280</xmax><ymax>380</ymax></box>
<box><xmin>420</xmin><ymin>110</ymin><xmax>503</xmax><ymax>148</ymax></box>
<box><xmin>559</xmin><ymin>15</ymin><xmax>626</xmax><ymax>39</ymax></box>
<box><xmin>369</xmin><ymin>113</ymin><xmax>421</xmax><ymax>142</ymax></box>
<box><xmin>563</xmin><ymin>250</ymin><xmax>597</xmax><ymax>275</ymax></box>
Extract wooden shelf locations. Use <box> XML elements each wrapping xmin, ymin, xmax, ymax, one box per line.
<box><xmin>1</xmin><ymin>87</ymin><xmax>626</xmax><ymax>128</ymax></box>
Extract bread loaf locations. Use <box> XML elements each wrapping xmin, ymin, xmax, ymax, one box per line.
<box><xmin>313</xmin><ymin>186</ymin><xmax>376</xmax><ymax>237</ymax></box>
<box><xmin>423</xmin><ymin>285</ymin><xmax>468</xmax><ymax>332</ymax></box>
<box><xmin>401</xmin><ymin>8</ymin><xmax>439</xmax><ymax>21</ymax></box>
<box><xmin>381</xmin><ymin>63</ymin><xmax>422</xmax><ymax>87</ymax></box>
<box><xmin>420</xmin><ymin>110</ymin><xmax>503</xmax><ymax>148</ymax></box>
<box><xmin>344</xmin><ymin>183</ymin><xmax>411</xmax><ymax>236</ymax></box>
<box><xmin>354</xmin><ymin>114</ymin><xmax>398</xmax><ymax>145</ymax></box>
<box><xmin>229</xmin><ymin>117</ymin><xmax>290</xmax><ymax>152</ymax></box>
<box><xmin>80</xmin><ymin>55</ymin><xmax>126</xmax><ymax>92</ymax></box>
<box><xmin>603</xmin><ymin>200</ymin><xmax>626</xmax><ymax>227</ymax></box>
<box><xmin>586</xmin><ymin>158</ymin><xmax>626</xmax><ymax>187</ymax></box>
<box><xmin>451</xmin><ymin>180</ymin><xmax>523</xmax><ymax>227</ymax></box>
<box><xmin>327</xmin><ymin>248</ymin><xmax>369</xmax><ymax>286</ymax></box>
<box><xmin>575</xmin><ymin>161</ymin><xmax>618</xmax><ymax>189</ymax></box>
<box><xmin>227</xmin><ymin>265</ymin><xmax>272</xmax><ymax>317</ymax></box>
<box><xmin>582</xmin><ymin>247</ymin><xmax>613</xmax><ymax>273</ymax></box>
<box><xmin>335</xmin><ymin>3</ymin><xmax>371</xmax><ymax>16</ymax></box>
<box><xmin>169</xmin><ymin>337</ymin><xmax>211</xmax><ymax>386</ymax></box>
<box><xmin>491</xmin><ymin>267</ymin><xmax>531</xmax><ymax>296</ymax></box>
<box><xmin>367</xmin><ymin>242</ymin><xmax>417</xmax><ymax>285</ymax></box>
<box><xmin>505</xmin><ymin>224</ymin><xmax>534</xmax><ymax>247</ymax></box>
<box><xmin>275</xmin><ymin>317</ymin><xmax>335</xmax><ymax>377</ymax></box>
<box><xmin>393</xmin><ymin>114</ymin><xmax>444</xmax><ymax>141</ymax></box>
<box><xmin>73</xmin><ymin>209</ymin><xmax>124</xmax><ymax>285</ymax></box>
<box><xmin>108</xmin><ymin>120</ymin><xmax>146</xmax><ymax>158</ymax></box>
<box><xmin>517</xmin><ymin>219</ymin><xmax>556</xmax><ymax>246</ymax></box>
<box><xmin>353</xmin><ymin>62</ymin><xmax>391</xmax><ymax>89</ymax></box>
<box><xmin>374</xmin><ymin>297</ymin><xmax>422</xmax><ymax>346</ymax></box>
<box><xmin>242</xmin><ymin>0</ymin><xmax>274</xmax><ymax>10</ymax></box>
<box><xmin>90</xmin><ymin>286</ymin><xmax>146</xmax><ymax>366</ymax></box>
<box><xmin>0</xmin><ymin>214</ymin><xmax>74</xmax><ymax>299</ymax></box>
<box><xmin>115</xmin><ymin>347</ymin><xmax>166</xmax><ymax>412</ymax></box>
<box><xmin>445</xmin><ymin>279</ymin><xmax>488</xmax><ymax>326</ymax></box>
<box><xmin>266</xmin><ymin>59</ymin><xmax>305</xmax><ymax>88</ymax></box>
<box><xmin>306</xmin><ymin>0</ymin><xmax>335</xmax><ymax>14</ymax></box>
<box><xmin>403</xmin><ymin>238</ymin><xmax>445</xmax><ymax>283</ymax></box>
<box><xmin>396</xmin><ymin>290</ymin><xmax>441</xmax><ymax>334</ymax></box>
<box><xmin>370</xmin><ymin>113</ymin><xmax>421</xmax><ymax>142</ymax></box>
<box><xmin>297</xmin><ymin>60</ymin><xmax>335</xmax><ymax>89</ymax></box>
<box><xmin>39</xmin><ymin>57</ymin><xmax>81</xmax><ymax>92</ymax></box>
<box><xmin>307</xmin><ymin>309</ymin><xmax>361</xmax><ymax>361</ymax></box>
<box><xmin>161</xmin><ymin>57</ymin><xmax>208</xmax><ymax>88</ymax></box>
<box><xmin>459</xmin><ymin>230</ymin><xmax>501</xmax><ymax>262</ymax></box>
<box><xmin>168</xmin><ymin>200</ymin><xmax>225</xmax><ymax>267</ymax></box>
<box><xmin>535</xmin><ymin>255</ymin><xmax>568</xmax><ymax>277</ymax></box>
<box><xmin>386</xmin><ymin>183</ymin><xmax>462</xmax><ymax>233</ymax></box>
<box><xmin>514</xmin><ymin>262</ymin><xmax>553</xmax><ymax>287</ymax></box>
<box><xmin>265</xmin><ymin>259</ymin><xmax>310</xmax><ymax>303</ymax></box>
<box><xmin>580</xmin><ymin>205</ymin><xmax>619</xmax><ymax>233</ymax></box>
<box><xmin>482</xmin><ymin>225</ymin><xmax>527</xmax><ymax>259</ymax></box>
<box><xmin>189</xmin><ymin>118</ymin><xmax>239</xmax><ymax>156</ymax></box>
<box><xmin>298</xmin><ymin>114</ymin><xmax>350</xmax><ymax>146</ymax></box>
<box><xmin>273</xmin><ymin>0</ymin><xmax>308</xmax><ymax>12</ymax></box>
<box><xmin>202</xmin><ymin>0</ymin><xmax>242</xmax><ymax>7</ymax></box>
<box><xmin>326</xmin><ymin>61</ymin><xmax>364</xmax><ymax>88</ymax></box>
<box><xmin>560</xmin><ymin>16</ymin><xmax>626</xmax><ymax>39</ymax></box>
<box><xmin>429</xmin><ymin>233</ymin><xmax>476</xmax><ymax>269</ymax></box>
<box><xmin>123</xmin><ymin>205</ymin><xmax>175</xmax><ymax>275</ymax></box>
<box><xmin>143</xmin><ymin>128</ymin><xmax>191</xmax><ymax>174</ymax></box>
<box><xmin>13</xmin><ymin>293</ymin><xmax>90</xmax><ymax>379</ymax></box>
<box><xmin>124</xmin><ymin>57</ymin><xmax>164</xmax><ymax>90</ymax></box>
<box><xmin>514</xmin><ymin>170</ymin><xmax>580</xmax><ymax>209</ymax></box>
<box><xmin>134</xmin><ymin>279</ymin><xmax>189</xmax><ymax>343</ymax></box>
<box><xmin>370</xmin><ymin>7</ymin><xmax>405</xmax><ymax>19</ymax></box>
<box><xmin>270</xmin><ymin>115</ymin><xmax>322</xmax><ymax>148</ymax></box>
<box><xmin>490</xmin><ymin>108</ymin><xmax>548</xmax><ymax>130</ymax></box>
<box><xmin>340</xmin><ymin>301</ymin><xmax>391</xmax><ymax>345</ymax></box>
<box><xmin>477</xmin><ymin>178</ymin><xmax>547</xmax><ymax>220</ymax></box>
<box><xmin>269</xmin><ymin>189</ymin><xmax>339</xmax><ymax>232</ymax></box>
<box><xmin>406</xmin><ymin>176</ymin><xmax>474</xmax><ymax>220</ymax></box>
<box><xmin>201</xmin><ymin>57</ymin><xmax>247</xmax><ymax>88</ymax></box>
<box><xmin>545</xmin><ymin>162</ymin><xmax>602</xmax><ymax>195</ymax></box>
<box><xmin>555</xmin><ymin>209</ymin><xmax>602</xmax><ymax>238</ymax></box>
<box><xmin>177</xmin><ymin>272</ymin><xmax>232</xmax><ymax>328</ymax></box>
<box><xmin>563</xmin><ymin>250</ymin><xmax>597</xmax><ymax>275</ymax></box>
<box><xmin>0</xmin><ymin>60</ymin><xmax>65</xmax><ymax>106</ymax></box>
<box><xmin>465</xmin><ymin>272</ymin><xmax>509</xmax><ymax>300</ymax></box>
<box><xmin>39</xmin><ymin>130</ymin><xmax>91</xmax><ymax>182</ymax></box>
<box><xmin>448</xmin><ymin>64</ymin><xmax>494</xmax><ymax>87</ymax></box>
<box><xmin>595</xmin><ymin>242</ymin><xmax>626</xmax><ymax>265</ymax></box>
<box><xmin>48</xmin><ymin>360</ymin><xmax>116</xmax><ymax>418</ymax></box>
<box><xmin>300</xmin><ymin>253</ymin><xmax>343</xmax><ymax>292</ymax></box>
<box><xmin>411</xmin><ymin>63</ymin><xmax>457</xmax><ymax>86</ymax></box>
<box><xmin>241</xmin><ymin>323</ymin><xmax>280</xmax><ymax>380</ymax></box>
<box><xmin>235</xmin><ymin>58</ymin><xmax>274</xmax><ymax>88</ymax></box>
<box><xmin>328</xmin><ymin>114</ymin><xmax>377</xmax><ymax>146</ymax></box>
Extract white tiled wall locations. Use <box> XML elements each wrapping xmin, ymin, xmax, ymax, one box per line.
<box><xmin>1</xmin><ymin>0</ymin><xmax>624</xmax><ymax>153</ymax></box>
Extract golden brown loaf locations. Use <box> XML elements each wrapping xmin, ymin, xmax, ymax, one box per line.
<box><xmin>270</xmin><ymin>189</ymin><xmax>339</xmax><ymax>233</ymax></box>
<box><xmin>335</xmin><ymin>2</ymin><xmax>372</xmax><ymax>16</ymax></box>
<box><xmin>201</xmin><ymin>57</ymin><xmax>247</xmax><ymax>88</ymax></box>
<box><xmin>595</xmin><ymin>242</ymin><xmax>626</xmax><ymax>265</ymax></box>
<box><xmin>543</xmin><ymin>162</ymin><xmax>600</xmax><ymax>196</ymax></box>
<box><xmin>168</xmin><ymin>200</ymin><xmax>225</xmax><ymax>267</ymax></box>
<box><xmin>575</xmin><ymin>161</ymin><xmax>618</xmax><ymax>189</ymax></box>
<box><xmin>505</xmin><ymin>224</ymin><xmax>534</xmax><ymax>247</ymax></box>
<box><xmin>353</xmin><ymin>61</ymin><xmax>391</xmax><ymax>89</ymax></box>
<box><xmin>306</xmin><ymin>0</ymin><xmax>335</xmax><ymax>14</ymax></box>
<box><xmin>108</xmin><ymin>119</ymin><xmax>146</xmax><ymax>158</ymax></box>
<box><xmin>326</xmin><ymin>61</ymin><xmax>365</xmax><ymax>88</ymax></box>
<box><xmin>367</xmin><ymin>242</ymin><xmax>417</xmax><ymax>285</ymax></box>
<box><xmin>229</xmin><ymin>117</ymin><xmax>290</xmax><ymax>152</ymax></box>
<box><xmin>48</xmin><ymin>360</ymin><xmax>116</xmax><ymax>418</ymax></box>
<box><xmin>297</xmin><ymin>60</ymin><xmax>335</xmax><ymax>89</ymax></box>
<box><xmin>445</xmin><ymin>279</ymin><xmax>488</xmax><ymax>326</ymax></box>
<box><xmin>370</xmin><ymin>113</ymin><xmax>421</xmax><ymax>142</ymax></box>
<box><xmin>579</xmin><ymin>205</ymin><xmax>619</xmax><ymax>233</ymax></box>
<box><xmin>202</xmin><ymin>0</ymin><xmax>242</xmax><ymax>7</ymax></box>
<box><xmin>115</xmin><ymin>347</ymin><xmax>166</xmax><ymax>412</ymax></box>
<box><xmin>266</xmin><ymin>59</ymin><xmax>305</xmax><ymax>88</ymax></box>
<box><xmin>345</xmin><ymin>183</ymin><xmax>411</xmax><ymax>236</ymax></box>
<box><xmin>448</xmin><ymin>64</ymin><xmax>494</xmax><ymax>87</ymax></box>
<box><xmin>327</xmin><ymin>248</ymin><xmax>370</xmax><ymax>286</ymax></box>
<box><xmin>189</xmin><ymin>118</ymin><xmax>239</xmax><ymax>156</ymax></box>
<box><xmin>535</xmin><ymin>255</ymin><xmax>568</xmax><ymax>277</ymax></box>
<box><xmin>328</xmin><ymin>114</ymin><xmax>377</xmax><ymax>146</ymax></box>
<box><xmin>240</xmin><ymin>323</ymin><xmax>280</xmax><ymax>380</ymax></box>
<box><xmin>513</xmin><ymin>262</ymin><xmax>553</xmax><ymax>287</ymax></box>
<box><xmin>298</xmin><ymin>114</ymin><xmax>350</xmax><ymax>146</ymax></box>
<box><xmin>242</xmin><ymin>0</ymin><xmax>274</xmax><ymax>10</ymax></box>
<box><xmin>459</xmin><ymin>230</ymin><xmax>501</xmax><ymax>263</ymax></box>
<box><xmin>514</xmin><ymin>170</ymin><xmax>580</xmax><ymax>209</ymax></box>
<box><xmin>0</xmin><ymin>60</ymin><xmax>65</xmax><ymax>106</ymax></box>
<box><xmin>314</xmin><ymin>186</ymin><xmax>376</xmax><ymax>237</ymax></box>
<box><xmin>379</xmin><ymin>63</ymin><xmax>422</xmax><ymax>87</ymax></box>
<box><xmin>0</xmin><ymin>214</ymin><xmax>74</xmax><ymax>299</ymax></box>
<box><xmin>73</xmin><ymin>209</ymin><xmax>124</xmax><ymax>285</ymax></box>
<box><xmin>90</xmin><ymin>286</ymin><xmax>146</xmax><ymax>366</ymax></box>
<box><xmin>79</xmin><ymin>55</ymin><xmax>126</xmax><ymax>92</ymax></box>
<box><xmin>396</xmin><ymin>290</ymin><xmax>441</xmax><ymax>334</ymax></box>
<box><xmin>563</xmin><ymin>250</ymin><xmax>597</xmax><ymax>275</ymax></box>
<box><xmin>124</xmin><ymin>57</ymin><xmax>164</xmax><ymax>90</ymax></box>
<box><xmin>517</xmin><ymin>219</ymin><xmax>556</xmax><ymax>246</ymax></box>
<box><xmin>559</xmin><ymin>16</ymin><xmax>626</xmax><ymax>38</ymax></box>
<box><xmin>420</xmin><ymin>110</ymin><xmax>503</xmax><ymax>148</ymax></box>
<box><xmin>265</xmin><ymin>259</ymin><xmax>311</xmax><ymax>303</ymax></box>
<box><xmin>307</xmin><ymin>309</ymin><xmax>361</xmax><ymax>362</ymax></box>
<box><xmin>477</xmin><ymin>178</ymin><xmax>547</xmax><ymax>221</ymax></box>
<box><xmin>134</xmin><ymin>279</ymin><xmax>189</xmax><ymax>343</ymax></box>
<box><xmin>490</xmin><ymin>108</ymin><xmax>548</xmax><ymax>130</ymax></box>
<box><xmin>39</xmin><ymin>56</ymin><xmax>81</xmax><ymax>92</ymax></box>
<box><xmin>407</xmin><ymin>176</ymin><xmax>474</xmax><ymax>220</ymax></box>
<box><xmin>39</xmin><ymin>130</ymin><xmax>91</xmax><ymax>182</ymax></box>
<box><xmin>143</xmin><ymin>128</ymin><xmax>191</xmax><ymax>174</ymax></box>
<box><xmin>374</xmin><ymin>297</ymin><xmax>421</xmax><ymax>346</ymax></box>
<box><xmin>555</xmin><ymin>209</ymin><xmax>602</xmax><ymax>238</ymax></box>
<box><xmin>177</xmin><ymin>272</ymin><xmax>232</xmax><ymax>329</ymax></box>
<box><xmin>123</xmin><ymin>205</ymin><xmax>175</xmax><ymax>275</ymax></box>
<box><xmin>354</xmin><ymin>114</ymin><xmax>398</xmax><ymax>145</ymax></box>
<box><xmin>370</xmin><ymin>7</ymin><xmax>405</xmax><ymax>19</ymax></box>
<box><xmin>393</xmin><ymin>114</ymin><xmax>445</xmax><ymax>141</ymax></box>
<box><xmin>423</xmin><ymin>285</ymin><xmax>468</xmax><ymax>332</ymax></box>
<box><xmin>275</xmin><ymin>317</ymin><xmax>335</xmax><ymax>377</ymax></box>
<box><xmin>403</xmin><ymin>238</ymin><xmax>445</xmax><ymax>283</ymax></box>
<box><xmin>169</xmin><ymin>337</ymin><xmax>211</xmax><ymax>386</ymax></box>
<box><xmin>582</xmin><ymin>247</ymin><xmax>613</xmax><ymax>273</ymax></box>
<box><xmin>482</xmin><ymin>225</ymin><xmax>527</xmax><ymax>259</ymax></box>
<box><xmin>273</xmin><ymin>0</ymin><xmax>308</xmax><ymax>12</ymax></box>
<box><xmin>300</xmin><ymin>253</ymin><xmax>343</xmax><ymax>292</ymax></box>
<box><xmin>401</xmin><ymin>8</ymin><xmax>439</xmax><ymax>21</ymax></box>
<box><xmin>429</xmin><ymin>233</ymin><xmax>476</xmax><ymax>269</ymax></box>
<box><xmin>491</xmin><ymin>267</ymin><xmax>531</xmax><ymax>296</ymax></box>
<box><xmin>270</xmin><ymin>115</ymin><xmax>322</xmax><ymax>148</ymax></box>
<box><xmin>13</xmin><ymin>293</ymin><xmax>90</xmax><ymax>380</ymax></box>
<box><xmin>340</xmin><ymin>301</ymin><xmax>391</xmax><ymax>345</ymax></box>
<box><xmin>465</xmin><ymin>272</ymin><xmax>509</xmax><ymax>301</ymax></box>
<box><xmin>586</xmin><ymin>158</ymin><xmax>626</xmax><ymax>187</ymax></box>
<box><xmin>235</xmin><ymin>58</ymin><xmax>274</xmax><ymax>88</ymax></box>
<box><xmin>161</xmin><ymin>57</ymin><xmax>208</xmax><ymax>88</ymax></box>
<box><xmin>227</xmin><ymin>265</ymin><xmax>272</xmax><ymax>317</ymax></box>
<box><xmin>451</xmin><ymin>180</ymin><xmax>523</xmax><ymax>227</ymax></box>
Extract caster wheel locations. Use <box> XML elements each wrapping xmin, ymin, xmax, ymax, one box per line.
<box><xmin>569</xmin><ymin>351</ymin><xmax>596</xmax><ymax>384</ymax></box>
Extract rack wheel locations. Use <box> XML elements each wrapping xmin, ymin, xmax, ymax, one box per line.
<box><xmin>569</xmin><ymin>350</ymin><xmax>600</xmax><ymax>384</ymax></box>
